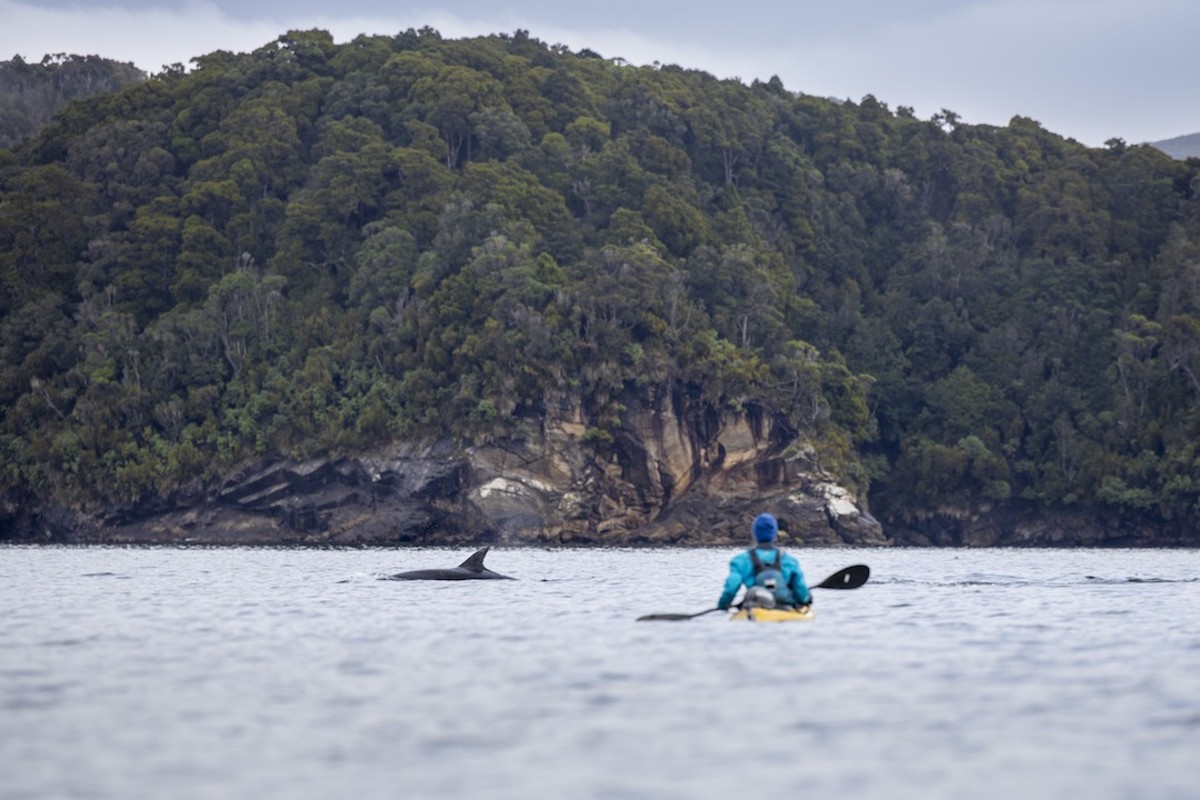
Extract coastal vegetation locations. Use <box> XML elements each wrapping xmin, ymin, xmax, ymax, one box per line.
<box><xmin>2</xmin><ymin>29</ymin><xmax>1199</xmax><ymax>541</ymax></box>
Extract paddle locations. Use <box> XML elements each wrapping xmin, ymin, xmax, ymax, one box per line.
<box><xmin>636</xmin><ymin>564</ymin><xmax>871</xmax><ymax>621</ymax></box>
<box><xmin>636</xmin><ymin>607</ymin><xmax>724</xmax><ymax>622</ymax></box>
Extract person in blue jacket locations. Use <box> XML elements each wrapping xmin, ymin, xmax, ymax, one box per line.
<box><xmin>717</xmin><ymin>513</ymin><xmax>813</xmax><ymax>611</ymax></box>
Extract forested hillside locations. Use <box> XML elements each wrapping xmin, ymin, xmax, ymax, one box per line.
<box><xmin>0</xmin><ymin>54</ymin><xmax>146</xmax><ymax>148</ymax></box>
<box><xmin>2</xmin><ymin>28</ymin><xmax>1199</xmax><ymax>542</ymax></box>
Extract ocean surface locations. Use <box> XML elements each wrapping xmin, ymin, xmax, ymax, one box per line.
<box><xmin>1</xmin><ymin>545</ymin><xmax>1197</xmax><ymax>800</ymax></box>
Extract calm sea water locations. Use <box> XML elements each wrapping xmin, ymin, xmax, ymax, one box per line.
<box><xmin>1</xmin><ymin>545</ymin><xmax>1197</xmax><ymax>800</ymax></box>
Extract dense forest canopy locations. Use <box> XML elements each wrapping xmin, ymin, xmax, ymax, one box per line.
<box><xmin>2</xmin><ymin>28</ymin><xmax>1199</xmax><ymax>540</ymax></box>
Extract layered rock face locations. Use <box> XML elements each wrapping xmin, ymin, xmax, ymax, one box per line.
<box><xmin>10</xmin><ymin>390</ymin><xmax>885</xmax><ymax>547</ymax></box>
<box><xmin>458</xmin><ymin>391</ymin><xmax>885</xmax><ymax>547</ymax></box>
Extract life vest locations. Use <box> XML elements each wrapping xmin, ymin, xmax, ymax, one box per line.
<box><xmin>748</xmin><ymin>547</ymin><xmax>785</xmax><ymax>590</ymax></box>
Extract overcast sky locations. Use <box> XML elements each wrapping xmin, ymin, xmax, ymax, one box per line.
<box><xmin>2</xmin><ymin>0</ymin><xmax>1196</xmax><ymax>147</ymax></box>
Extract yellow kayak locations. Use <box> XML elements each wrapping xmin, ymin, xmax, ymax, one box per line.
<box><xmin>730</xmin><ymin>606</ymin><xmax>814</xmax><ymax>623</ymax></box>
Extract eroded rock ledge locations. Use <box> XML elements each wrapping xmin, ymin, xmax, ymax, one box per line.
<box><xmin>4</xmin><ymin>391</ymin><xmax>887</xmax><ymax>547</ymax></box>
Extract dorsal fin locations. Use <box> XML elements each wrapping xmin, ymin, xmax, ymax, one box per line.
<box><xmin>458</xmin><ymin>547</ymin><xmax>491</xmax><ymax>572</ymax></box>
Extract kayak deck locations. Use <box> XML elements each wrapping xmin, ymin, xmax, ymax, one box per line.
<box><xmin>730</xmin><ymin>606</ymin><xmax>814</xmax><ymax>623</ymax></box>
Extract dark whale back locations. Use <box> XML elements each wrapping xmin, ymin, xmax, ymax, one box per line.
<box><xmin>385</xmin><ymin>547</ymin><xmax>515</xmax><ymax>581</ymax></box>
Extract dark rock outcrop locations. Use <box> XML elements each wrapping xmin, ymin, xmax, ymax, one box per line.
<box><xmin>4</xmin><ymin>386</ymin><xmax>1189</xmax><ymax>547</ymax></box>
<box><xmin>3</xmin><ymin>391</ymin><xmax>887</xmax><ymax>547</ymax></box>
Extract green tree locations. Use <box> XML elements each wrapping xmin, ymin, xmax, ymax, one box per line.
<box><xmin>408</xmin><ymin>64</ymin><xmax>506</xmax><ymax>168</ymax></box>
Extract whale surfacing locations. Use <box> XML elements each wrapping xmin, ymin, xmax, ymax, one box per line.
<box><xmin>385</xmin><ymin>547</ymin><xmax>514</xmax><ymax>581</ymax></box>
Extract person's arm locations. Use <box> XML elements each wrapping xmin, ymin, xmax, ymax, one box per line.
<box><xmin>717</xmin><ymin>555</ymin><xmax>748</xmax><ymax>609</ymax></box>
<box><xmin>789</xmin><ymin>560</ymin><xmax>813</xmax><ymax>605</ymax></box>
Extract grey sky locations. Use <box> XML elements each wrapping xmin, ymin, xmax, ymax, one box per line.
<box><xmin>2</xmin><ymin>0</ymin><xmax>1196</xmax><ymax>147</ymax></box>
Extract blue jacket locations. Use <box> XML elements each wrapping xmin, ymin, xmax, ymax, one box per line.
<box><xmin>718</xmin><ymin>547</ymin><xmax>812</xmax><ymax>610</ymax></box>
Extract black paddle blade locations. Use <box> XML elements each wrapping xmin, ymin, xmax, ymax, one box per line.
<box><xmin>814</xmin><ymin>564</ymin><xmax>870</xmax><ymax>590</ymax></box>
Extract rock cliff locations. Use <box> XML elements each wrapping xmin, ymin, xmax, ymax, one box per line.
<box><xmin>4</xmin><ymin>390</ymin><xmax>886</xmax><ymax>547</ymax></box>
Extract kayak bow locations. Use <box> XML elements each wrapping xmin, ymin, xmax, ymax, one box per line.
<box><xmin>729</xmin><ymin>605</ymin><xmax>815</xmax><ymax>623</ymax></box>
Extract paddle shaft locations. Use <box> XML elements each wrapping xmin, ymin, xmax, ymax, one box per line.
<box><xmin>636</xmin><ymin>607</ymin><xmax>722</xmax><ymax>622</ymax></box>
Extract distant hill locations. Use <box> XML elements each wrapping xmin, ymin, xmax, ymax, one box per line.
<box><xmin>1150</xmin><ymin>132</ymin><xmax>1200</xmax><ymax>160</ymax></box>
<box><xmin>0</xmin><ymin>54</ymin><xmax>146</xmax><ymax>148</ymax></box>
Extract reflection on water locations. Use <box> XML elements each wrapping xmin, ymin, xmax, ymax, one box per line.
<box><xmin>1</xmin><ymin>545</ymin><xmax>1198</xmax><ymax>799</ymax></box>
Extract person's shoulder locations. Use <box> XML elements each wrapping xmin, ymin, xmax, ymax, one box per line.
<box><xmin>729</xmin><ymin>549</ymin><xmax>752</xmax><ymax>566</ymax></box>
<box><xmin>781</xmin><ymin>551</ymin><xmax>802</xmax><ymax>566</ymax></box>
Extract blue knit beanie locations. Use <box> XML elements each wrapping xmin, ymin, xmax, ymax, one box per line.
<box><xmin>752</xmin><ymin>513</ymin><xmax>778</xmax><ymax>543</ymax></box>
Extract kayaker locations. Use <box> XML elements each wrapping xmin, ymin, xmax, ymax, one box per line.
<box><xmin>717</xmin><ymin>513</ymin><xmax>813</xmax><ymax>611</ymax></box>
